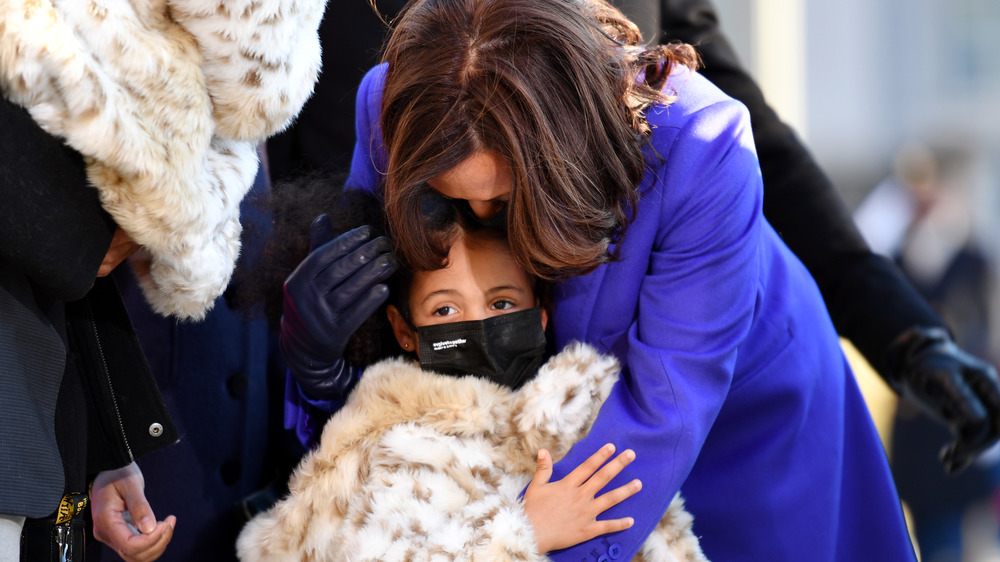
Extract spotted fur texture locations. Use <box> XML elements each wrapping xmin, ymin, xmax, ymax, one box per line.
<box><xmin>0</xmin><ymin>0</ymin><xmax>326</xmax><ymax>319</ymax></box>
<box><xmin>237</xmin><ymin>342</ymin><xmax>708</xmax><ymax>562</ymax></box>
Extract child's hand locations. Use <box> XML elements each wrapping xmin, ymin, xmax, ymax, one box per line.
<box><xmin>523</xmin><ymin>443</ymin><xmax>641</xmax><ymax>553</ymax></box>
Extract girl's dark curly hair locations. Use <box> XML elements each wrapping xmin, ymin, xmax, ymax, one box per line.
<box><xmin>233</xmin><ymin>172</ymin><xmax>405</xmax><ymax>368</ymax></box>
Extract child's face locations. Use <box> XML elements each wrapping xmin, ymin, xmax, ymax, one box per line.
<box><xmin>410</xmin><ymin>232</ymin><xmax>537</xmax><ymax>326</ymax></box>
<box><xmin>387</xmin><ymin>231</ymin><xmax>547</xmax><ymax>355</ymax></box>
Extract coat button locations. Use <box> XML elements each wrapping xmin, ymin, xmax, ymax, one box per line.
<box><xmin>608</xmin><ymin>543</ymin><xmax>623</xmax><ymax>558</ymax></box>
<box><xmin>148</xmin><ymin>423</ymin><xmax>164</xmax><ymax>437</ymax></box>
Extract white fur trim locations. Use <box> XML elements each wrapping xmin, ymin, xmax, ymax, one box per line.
<box><xmin>169</xmin><ymin>0</ymin><xmax>326</xmax><ymax>140</ymax></box>
<box><xmin>0</xmin><ymin>0</ymin><xmax>325</xmax><ymax>319</ymax></box>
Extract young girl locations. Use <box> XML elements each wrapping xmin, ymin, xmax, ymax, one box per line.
<box><xmin>236</xmin><ymin>187</ymin><xmax>706</xmax><ymax>561</ymax></box>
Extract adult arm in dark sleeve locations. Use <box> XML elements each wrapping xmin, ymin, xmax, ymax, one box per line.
<box><xmin>658</xmin><ymin>0</ymin><xmax>941</xmax><ymax>367</ymax></box>
<box><xmin>0</xmin><ymin>97</ymin><xmax>115</xmax><ymax>301</ymax></box>
<box><xmin>657</xmin><ymin>0</ymin><xmax>1000</xmax><ymax>472</ymax></box>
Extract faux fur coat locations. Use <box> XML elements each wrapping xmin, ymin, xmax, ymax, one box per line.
<box><xmin>237</xmin><ymin>342</ymin><xmax>708</xmax><ymax>562</ymax></box>
<box><xmin>0</xmin><ymin>0</ymin><xmax>326</xmax><ymax>319</ymax></box>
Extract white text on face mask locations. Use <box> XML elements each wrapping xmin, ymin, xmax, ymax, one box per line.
<box><xmin>432</xmin><ymin>338</ymin><xmax>467</xmax><ymax>351</ymax></box>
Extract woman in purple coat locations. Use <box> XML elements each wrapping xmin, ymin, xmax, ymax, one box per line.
<box><xmin>279</xmin><ymin>0</ymin><xmax>915</xmax><ymax>559</ymax></box>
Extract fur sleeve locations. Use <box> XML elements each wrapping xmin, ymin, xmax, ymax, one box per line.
<box><xmin>0</xmin><ymin>0</ymin><xmax>325</xmax><ymax>319</ymax></box>
<box><xmin>168</xmin><ymin>0</ymin><xmax>326</xmax><ymax>140</ymax></box>
<box><xmin>508</xmin><ymin>342</ymin><xmax>621</xmax><ymax>465</ymax></box>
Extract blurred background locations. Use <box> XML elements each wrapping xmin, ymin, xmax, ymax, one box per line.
<box><xmin>689</xmin><ymin>1</ymin><xmax>1000</xmax><ymax>561</ymax></box>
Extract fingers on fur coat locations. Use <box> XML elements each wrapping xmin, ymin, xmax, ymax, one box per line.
<box><xmin>236</xmin><ymin>342</ymin><xmax>708</xmax><ymax>562</ymax></box>
<box><xmin>0</xmin><ymin>0</ymin><xmax>326</xmax><ymax>319</ymax></box>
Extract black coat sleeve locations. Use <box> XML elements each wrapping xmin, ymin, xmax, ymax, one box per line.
<box><xmin>66</xmin><ymin>276</ymin><xmax>178</xmax><ymax>475</ymax></box>
<box><xmin>657</xmin><ymin>0</ymin><xmax>945</xmax><ymax>376</ymax></box>
<box><xmin>0</xmin><ymin>97</ymin><xmax>115</xmax><ymax>302</ymax></box>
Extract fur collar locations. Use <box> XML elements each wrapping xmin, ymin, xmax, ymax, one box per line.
<box><xmin>0</xmin><ymin>0</ymin><xmax>326</xmax><ymax>319</ymax></box>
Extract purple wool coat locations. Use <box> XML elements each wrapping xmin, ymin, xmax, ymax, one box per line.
<box><xmin>344</xmin><ymin>63</ymin><xmax>915</xmax><ymax>561</ymax></box>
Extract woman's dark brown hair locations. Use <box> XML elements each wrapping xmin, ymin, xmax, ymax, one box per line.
<box><xmin>379</xmin><ymin>0</ymin><xmax>697</xmax><ymax>279</ymax></box>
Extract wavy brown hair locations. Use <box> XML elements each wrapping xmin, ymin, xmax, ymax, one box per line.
<box><xmin>378</xmin><ymin>0</ymin><xmax>697</xmax><ymax>279</ymax></box>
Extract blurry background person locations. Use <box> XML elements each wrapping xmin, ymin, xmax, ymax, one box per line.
<box><xmin>855</xmin><ymin>142</ymin><xmax>992</xmax><ymax>361</ymax></box>
<box><xmin>856</xmin><ymin>141</ymin><xmax>1000</xmax><ymax>562</ymax></box>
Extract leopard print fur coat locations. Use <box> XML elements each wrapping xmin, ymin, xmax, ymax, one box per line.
<box><xmin>0</xmin><ymin>0</ymin><xmax>326</xmax><ymax>319</ymax></box>
<box><xmin>237</xmin><ymin>342</ymin><xmax>708</xmax><ymax>562</ymax></box>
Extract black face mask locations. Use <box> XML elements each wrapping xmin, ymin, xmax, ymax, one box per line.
<box><xmin>415</xmin><ymin>307</ymin><xmax>547</xmax><ymax>390</ymax></box>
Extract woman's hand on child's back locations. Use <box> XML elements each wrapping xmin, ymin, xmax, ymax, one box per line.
<box><xmin>524</xmin><ymin>444</ymin><xmax>641</xmax><ymax>554</ymax></box>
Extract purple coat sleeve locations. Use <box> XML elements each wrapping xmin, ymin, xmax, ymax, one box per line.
<box><xmin>347</xmin><ymin>63</ymin><xmax>388</xmax><ymax>194</ymax></box>
<box><xmin>545</xmin><ymin>72</ymin><xmax>763</xmax><ymax>561</ymax></box>
<box><xmin>283</xmin><ymin>373</ymin><xmax>350</xmax><ymax>448</ymax></box>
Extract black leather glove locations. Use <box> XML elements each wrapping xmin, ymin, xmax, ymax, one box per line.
<box><xmin>279</xmin><ymin>215</ymin><xmax>398</xmax><ymax>400</ymax></box>
<box><xmin>885</xmin><ymin>326</ymin><xmax>1000</xmax><ymax>473</ymax></box>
